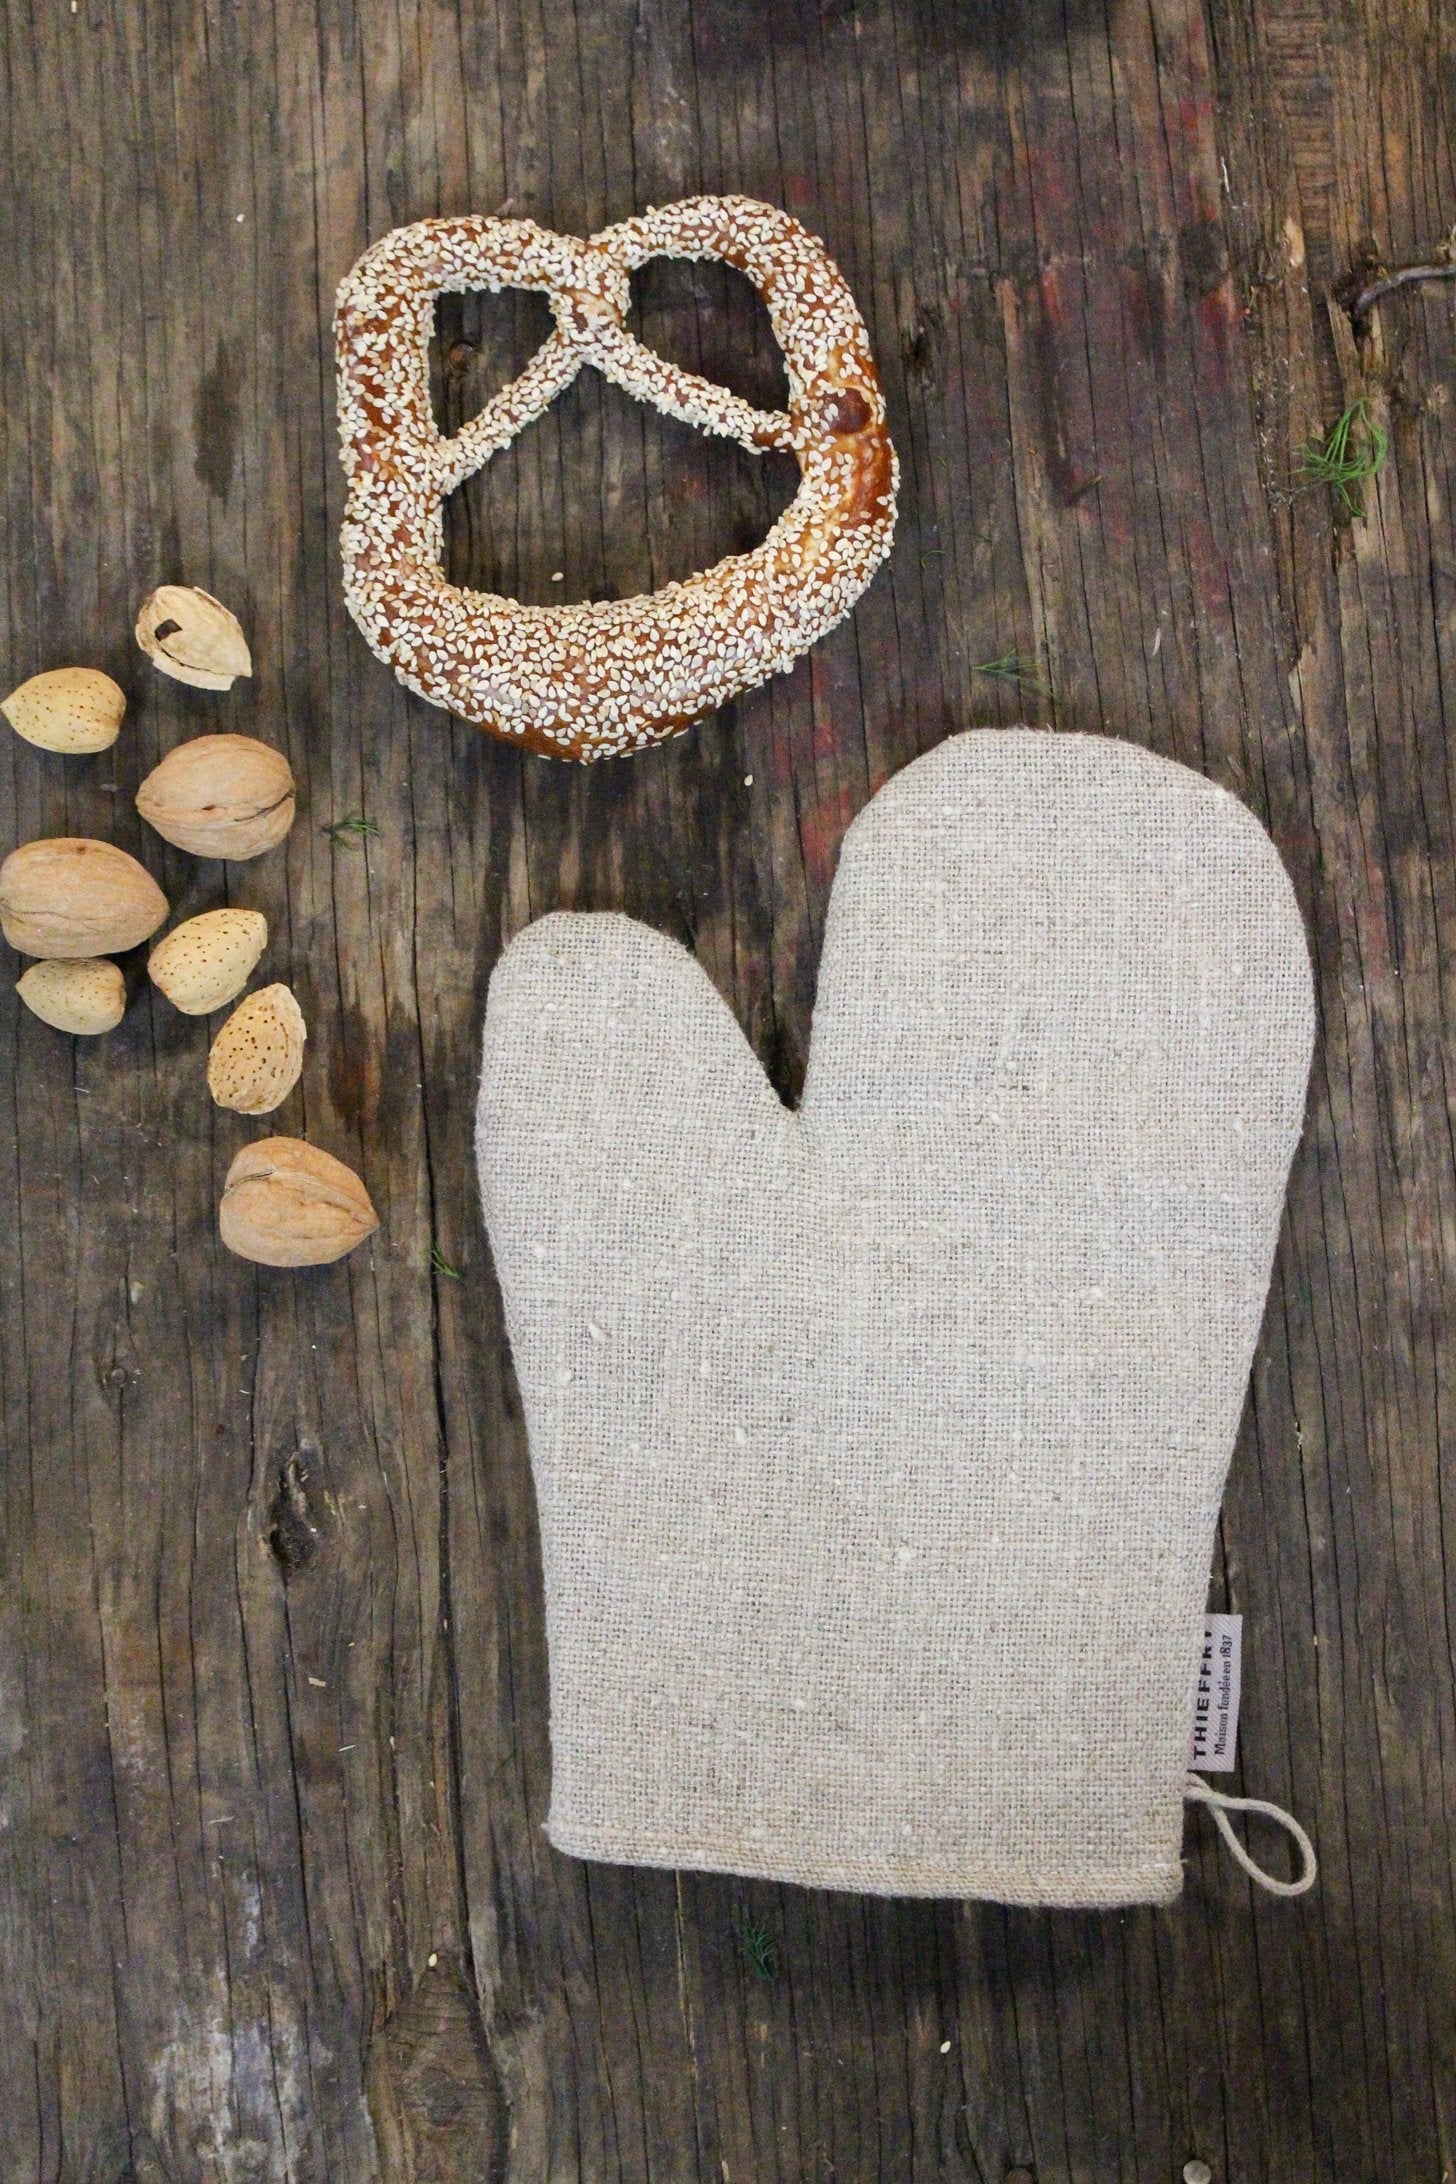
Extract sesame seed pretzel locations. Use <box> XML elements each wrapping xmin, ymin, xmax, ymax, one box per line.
<box><xmin>335</xmin><ymin>196</ymin><xmax>897</xmax><ymax>761</ymax></box>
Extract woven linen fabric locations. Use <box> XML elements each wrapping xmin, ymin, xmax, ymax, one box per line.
<box><xmin>476</xmin><ymin>729</ymin><xmax>1315</xmax><ymax>1906</ymax></box>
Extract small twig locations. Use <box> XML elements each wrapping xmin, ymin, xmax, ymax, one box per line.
<box><xmin>323</xmin><ymin>814</ymin><xmax>381</xmax><ymax>847</ymax></box>
<box><xmin>732</xmin><ymin>1908</ymin><xmax>779</xmax><ymax>1983</ymax></box>
<box><xmin>430</xmin><ymin>1243</ymin><xmax>463</xmax><ymax>1280</ymax></box>
<box><xmin>973</xmin><ymin>650</ymin><xmax>1051</xmax><ymax>699</ymax></box>
<box><xmin>1295</xmin><ymin>397</ymin><xmax>1388</xmax><ymax>519</ymax></box>
<box><xmin>1350</xmin><ymin>258</ymin><xmax>1456</xmax><ymax>330</ymax></box>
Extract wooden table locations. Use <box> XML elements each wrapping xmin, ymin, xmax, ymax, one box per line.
<box><xmin>3</xmin><ymin>1</ymin><xmax>1452</xmax><ymax>2177</ymax></box>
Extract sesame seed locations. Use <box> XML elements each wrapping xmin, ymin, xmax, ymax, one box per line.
<box><xmin>335</xmin><ymin>196</ymin><xmax>897</xmax><ymax>760</ymax></box>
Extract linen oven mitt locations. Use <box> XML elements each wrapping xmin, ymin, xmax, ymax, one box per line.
<box><xmin>476</xmin><ymin>729</ymin><xmax>1317</xmax><ymax>1905</ymax></box>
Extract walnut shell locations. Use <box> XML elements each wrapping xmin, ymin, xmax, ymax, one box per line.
<box><xmin>0</xmin><ymin>838</ymin><xmax>168</xmax><ymax>958</ymax></box>
<box><xmin>135</xmin><ymin>586</ymin><xmax>251</xmax><ymax>690</ymax></box>
<box><xmin>219</xmin><ymin>1137</ymin><xmax>378</xmax><ymax>1267</ymax></box>
<box><xmin>136</xmin><ymin>734</ymin><xmax>295</xmax><ymax>860</ymax></box>
<box><xmin>17</xmin><ymin>957</ymin><xmax>126</xmax><ymax>1034</ymax></box>
<box><xmin>207</xmin><ymin>983</ymin><xmax>306</xmax><ymax>1113</ymax></box>
<box><xmin>149</xmin><ymin>907</ymin><xmax>268</xmax><ymax>1015</ymax></box>
<box><xmin>2</xmin><ymin>667</ymin><xmax>126</xmax><ymax>754</ymax></box>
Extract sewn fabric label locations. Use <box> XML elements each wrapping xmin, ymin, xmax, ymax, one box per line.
<box><xmin>1189</xmin><ymin>1614</ymin><xmax>1242</xmax><ymax>1772</ymax></box>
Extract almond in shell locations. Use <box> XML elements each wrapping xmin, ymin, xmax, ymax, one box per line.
<box><xmin>17</xmin><ymin>957</ymin><xmax>126</xmax><ymax>1034</ymax></box>
<box><xmin>219</xmin><ymin>1137</ymin><xmax>378</xmax><ymax>1267</ymax></box>
<box><xmin>207</xmin><ymin>983</ymin><xmax>306</xmax><ymax>1113</ymax></box>
<box><xmin>135</xmin><ymin>586</ymin><xmax>251</xmax><ymax>690</ymax></box>
<box><xmin>149</xmin><ymin>907</ymin><xmax>268</xmax><ymax>1015</ymax></box>
<box><xmin>0</xmin><ymin>838</ymin><xmax>168</xmax><ymax>958</ymax></box>
<box><xmin>136</xmin><ymin>734</ymin><xmax>295</xmax><ymax>860</ymax></box>
<box><xmin>2</xmin><ymin>667</ymin><xmax>126</xmax><ymax>754</ymax></box>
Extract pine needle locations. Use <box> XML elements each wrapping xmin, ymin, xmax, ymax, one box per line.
<box><xmin>430</xmin><ymin>1243</ymin><xmax>463</xmax><ymax>1280</ymax></box>
<box><xmin>324</xmin><ymin>814</ymin><xmax>381</xmax><ymax>846</ymax></box>
<box><xmin>1296</xmin><ymin>398</ymin><xmax>1388</xmax><ymax>518</ymax></box>
<box><xmin>973</xmin><ymin>650</ymin><xmax>1051</xmax><ymax>698</ymax></box>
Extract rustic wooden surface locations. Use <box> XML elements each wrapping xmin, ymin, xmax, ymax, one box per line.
<box><xmin>2</xmin><ymin>0</ymin><xmax>1453</xmax><ymax>2177</ymax></box>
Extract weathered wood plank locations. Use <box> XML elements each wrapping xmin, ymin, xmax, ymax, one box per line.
<box><xmin>1</xmin><ymin>0</ymin><xmax>1453</xmax><ymax>2178</ymax></box>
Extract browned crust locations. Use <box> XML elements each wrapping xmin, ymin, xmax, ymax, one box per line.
<box><xmin>335</xmin><ymin>196</ymin><xmax>898</xmax><ymax>762</ymax></box>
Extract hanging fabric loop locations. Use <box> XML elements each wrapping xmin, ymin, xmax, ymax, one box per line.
<box><xmin>1185</xmin><ymin>1773</ymin><xmax>1317</xmax><ymax>1897</ymax></box>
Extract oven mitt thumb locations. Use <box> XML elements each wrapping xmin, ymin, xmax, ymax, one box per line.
<box><xmin>476</xmin><ymin>729</ymin><xmax>1316</xmax><ymax>1906</ymax></box>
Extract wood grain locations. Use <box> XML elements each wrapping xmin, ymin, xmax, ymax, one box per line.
<box><xmin>0</xmin><ymin>0</ymin><xmax>1451</xmax><ymax>2177</ymax></box>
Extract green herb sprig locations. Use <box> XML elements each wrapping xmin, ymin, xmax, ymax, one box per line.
<box><xmin>323</xmin><ymin>814</ymin><xmax>381</xmax><ymax>847</ymax></box>
<box><xmin>733</xmin><ymin>1908</ymin><xmax>779</xmax><ymax>1983</ymax></box>
<box><xmin>1297</xmin><ymin>398</ymin><xmax>1388</xmax><ymax>518</ymax></box>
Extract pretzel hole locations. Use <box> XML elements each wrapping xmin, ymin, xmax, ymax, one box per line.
<box><xmin>626</xmin><ymin>257</ymin><xmax>790</xmax><ymax>415</ymax></box>
<box><xmin>439</xmin><ymin>369</ymin><xmax>798</xmax><ymax>607</ymax></box>
<box><xmin>429</xmin><ymin>287</ymin><xmax>556</xmax><ymax>439</ymax></box>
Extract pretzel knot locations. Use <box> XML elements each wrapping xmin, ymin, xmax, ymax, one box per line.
<box><xmin>335</xmin><ymin>196</ymin><xmax>898</xmax><ymax>761</ymax></box>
